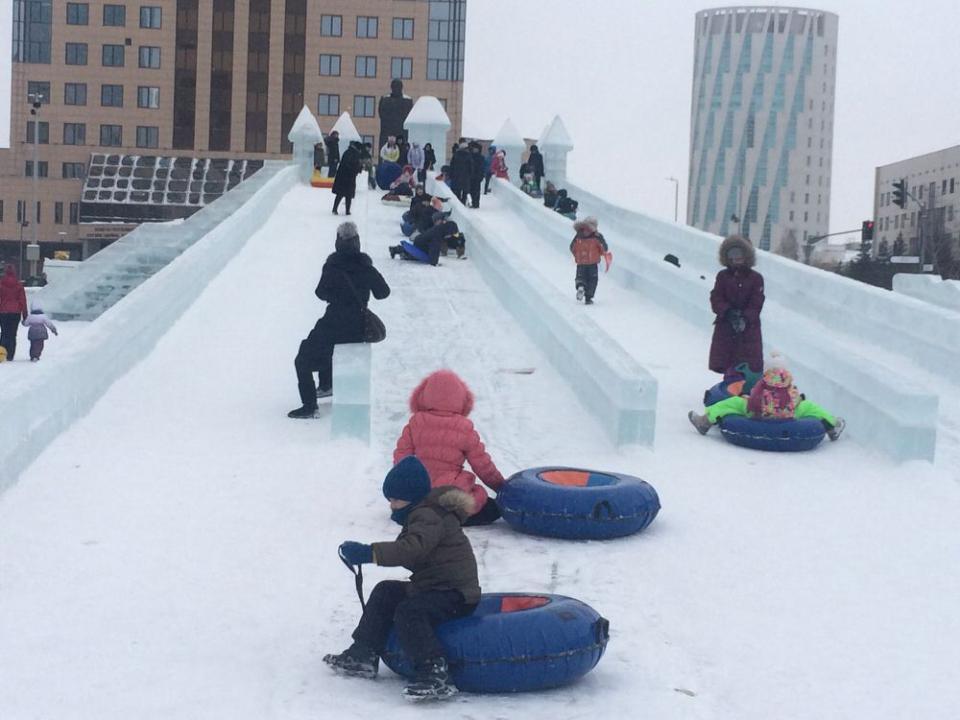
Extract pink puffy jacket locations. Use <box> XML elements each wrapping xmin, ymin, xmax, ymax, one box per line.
<box><xmin>393</xmin><ymin>370</ymin><xmax>505</xmax><ymax>514</ymax></box>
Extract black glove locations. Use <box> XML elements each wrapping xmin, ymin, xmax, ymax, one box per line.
<box><xmin>726</xmin><ymin>308</ymin><xmax>746</xmax><ymax>334</ymax></box>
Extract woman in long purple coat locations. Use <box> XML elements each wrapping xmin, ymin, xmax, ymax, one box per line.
<box><xmin>708</xmin><ymin>235</ymin><xmax>764</xmax><ymax>373</ymax></box>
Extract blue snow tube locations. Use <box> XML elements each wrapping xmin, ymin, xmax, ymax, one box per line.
<box><xmin>376</xmin><ymin>161</ymin><xmax>402</xmax><ymax>190</ymax></box>
<box><xmin>382</xmin><ymin>593</ymin><xmax>609</xmax><ymax>693</ymax></box>
<box><xmin>718</xmin><ymin>416</ymin><xmax>826</xmax><ymax>452</ymax></box>
<box><xmin>400</xmin><ymin>240</ymin><xmax>431</xmax><ymax>263</ymax></box>
<box><xmin>496</xmin><ymin>467</ymin><xmax>660</xmax><ymax>540</ymax></box>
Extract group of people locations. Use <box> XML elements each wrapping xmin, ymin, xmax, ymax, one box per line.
<box><xmin>542</xmin><ymin>183</ymin><xmax>579</xmax><ymax>219</ymax></box>
<box><xmin>390</xmin><ymin>184</ymin><xmax>466</xmax><ymax>265</ymax></box>
<box><xmin>0</xmin><ymin>264</ymin><xmax>57</xmax><ymax>363</ymax></box>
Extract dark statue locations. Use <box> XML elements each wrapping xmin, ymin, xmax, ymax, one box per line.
<box><xmin>378</xmin><ymin>79</ymin><xmax>414</xmax><ymax>151</ymax></box>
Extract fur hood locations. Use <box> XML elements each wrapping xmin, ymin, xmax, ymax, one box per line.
<box><xmin>409</xmin><ymin>369</ymin><xmax>474</xmax><ymax>416</ymax></box>
<box><xmin>718</xmin><ymin>235</ymin><xmax>756</xmax><ymax>269</ymax></box>
<box><xmin>423</xmin><ymin>486</ymin><xmax>476</xmax><ymax>521</ymax></box>
<box><xmin>573</xmin><ymin>216</ymin><xmax>599</xmax><ymax>234</ymax></box>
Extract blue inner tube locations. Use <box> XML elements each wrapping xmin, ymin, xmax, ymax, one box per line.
<box><xmin>496</xmin><ymin>467</ymin><xmax>660</xmax><ymax>540</ymax></box>
<box><xmin>400</xmin><ymin>240</ymin><xmax>431</xmax><ymax>263</ymax></box>
<box><xmin>382</xmin><ymin>593</ymin><xmax>609</xmax><ymax>693</ymax></box>
<box><xmin>376</xmin><ymin>161</ymin><xmax>402</xmax><ymax>190</ymax></box>
<box><xmin>718</xmin><ymin>415</ymin><xmax>826</xmax><ymax>452</ymax></box>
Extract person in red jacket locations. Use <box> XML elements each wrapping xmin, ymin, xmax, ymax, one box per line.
<box><xmin>0</xmin><ymin>265</ymin><xmax>28</xmax><ymax>361</ymax></box>
<box><xmin>569</xmin><ymin>217</ymin><xmax>610</xmax><ymax>305</ymax></box>
<box><xmin>393</xmin><ymin>369</ymin><xmax>505</xmax><ymax>525</ymax></box>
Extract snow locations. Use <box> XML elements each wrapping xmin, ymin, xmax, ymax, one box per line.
<box><xmin>2</xmin><ymin>175</ymin><xmax>960</xmax><ymax>720</ymax></box>
<box><xmin>893</xmin><ymin>274</ymin><xmax>960</xmax><ymax>314</ymax></box>
<box><xmin>287</xmin><ymin>106</ymin><xmax>323</xmax><ymax>143</ymax></box>
<box><xmin>492</xmin><ymin>118</ymin><xmax>525</xmax><ymax>151</ymax></box>
<box><xmin>541</xmin><ymin>114</ymin><xmax>574</xmax><ymax>150</ymax></box>
<box><xmin>403</xmin><ymin>96</ymin><xmax>451</xmax><ymax>129</ymax></box>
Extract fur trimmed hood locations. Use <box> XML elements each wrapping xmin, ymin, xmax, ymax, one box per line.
<box><xmin>426</xmin><ymin>486</ymin><xmax>476</xmax><ymax>521</ymax></box>
<box><xmin>573</xmin><ymin>216</ymin><xmax>599</xmax><ymax>234</ymax></box>
<box><xmin>409</xmin><ymin>369</ymin><xmax>474</xmax><ymax>416</ymax></box>
<box><xmin>718</xmin><ymin>235</ymin><xmax>756</xmax><ymax>269</ymax></box>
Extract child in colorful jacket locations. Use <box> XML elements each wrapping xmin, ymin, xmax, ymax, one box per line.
<box><xmin>490</xmin><ymin>150</ymin><xmax>508</xmax><ymax>180</ymax></box>
<box><xmin>688</xmin><ymin>365</ymin><xmax>845</xmax><ymax>440</ymax></box>
<box><xmin>21</xmin><ymin>305</ymin><xmax>58</xmax><ymax>361</ymax></box>
<box><xmin>393</xmin><ymin>369</ymin><xmax>505</xmax><ymax>525</ymax></box>
<box><xmin>569</xmin><ymin>217</ymin><xmax>610</xmax><ymax>305</ymax></box>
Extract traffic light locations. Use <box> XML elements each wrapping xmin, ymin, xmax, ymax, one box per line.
<box><xmin>892</xmin><ymin>178</ymin><xmax>907</xmax><ymax>208</ymax></box>
<box><xmin>861</xmin><ymin>220</ymin><xmax>874</xmax><ymax>242</ymax></box>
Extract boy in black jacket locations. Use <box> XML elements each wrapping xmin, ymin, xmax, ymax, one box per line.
<box><xmin>324</xmin><ymin>456</ymin><xmax>480</xmax><ymax>701</ymax></box>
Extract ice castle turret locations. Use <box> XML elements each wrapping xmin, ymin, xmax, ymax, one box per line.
<box><xmin>287</xmin><ymin>106</ymin><xmax>324</xmax><ymax>184</ymax></box>
<box><xmin>331</xmin><ymin>112</ymin><xmax>362</xmax><ymax>160</ymax></box>
<box><xmin>541</xmin><ymin>115</ymin><xmax>574</xmax><ymax>185</ymax></box>
<box><xmin>492</xmin><ymin>118</ymin><xmax>526</xmax><ymax>187</ymax></box>
<box><xmin>404</xmin><ymin>96</ymin><xmax>452</xmax><ymax>169</ymax></box>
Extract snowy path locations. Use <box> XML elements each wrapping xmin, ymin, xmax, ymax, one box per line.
<box><xmin>1</xmin><ymin>184</ymin><xmax>960</xmax><ymax>719</ymax></box>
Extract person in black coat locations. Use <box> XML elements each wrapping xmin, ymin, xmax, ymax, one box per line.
<box><xmin>450</xmin><ymin>144</ymin><xmax>473</xmax><ymax>205</ymax></box>
<box><xmin>325</xmin><ymin>131</ymin><xmax>341</xmax><ymax>178</ymax></box>
<box><xmin>332</xmin><ymin>142</ymin><xmax>363</xmax><ymax>215</ymax></box>
<box><xmin>289</xmin><ymin>223</ymin><xmax>391</xmax><ymax>418</ymax></box>
<box><xmin>389</xmin><ymin>214</ymin><xmax>463</xmax><ymax>265</ymax></box>
<box><xmin>468</xmin><ymin>142</ymin><xmax>485</xmax><ymax>209</ymax></box>
<box><xmin>423</xmin><ymin>143</ymin><xmax>436</xmax><ymax>173</ymax></box>
<box><xmin>527</xmin><ymin>145</ymin><xmax>545</xmax><ymax>189</ymax></box>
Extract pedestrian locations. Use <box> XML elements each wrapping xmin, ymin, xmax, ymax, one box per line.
<box><xmin>0</xmin><ymin>264</ymin><xmax>28</xmax><ymax>361</ymax></box>
<box><xmin>423</xmin><ymin>143</ymin><xmax>437</xmax><ymax>175</ymax></box>
<box><xmin>323</xmin><ymin>455</ymin><xmax>479</xmax><ymax>700</ymax></box>
<box><xmin>468</xmin><ymin>142</ymin><xmax>485</xmax><ymax>209</ymax></box>
<box><xmin>450</xmin><ymin>143</ymin><xmax>473</xmax><ymax>206</ymax></box>
<box><xmin>527</xmin><ymin>144</ymin><xmax>545</xmax><ymax>189</ymax></box>
<box><xmin>708</xmin><ymin>235</ymin><xmax>764</xmax><ymax>374</ymax></box>
<box><xmin>288</xmin><ymin>222</ymin><xmax>390</xmax><ymax>418</ymax></box>
<box><xmin>483</xmin><ymin>145</ymin><xmax>496</xmax><ymax>194</ymax></box>
<box><xmin>313</xmin><ymin>141</ymin><xmax>326</xmax><ymax>171</ymax></box>
<box><xmin>21</xmin><ymin>304</ymin><xmax>58</xmax><ymax>361</ymax></box>
<box><xmin>332</xmin><ymin>141</ymin><xmax>363</xmax><ymax>215</ymax></box>
<box><xmin>569</xmin><ymin>217</ymin><xmax>609</xmax><ymax>305</ymax></box>
<box><xmin>324</xmin><ymin>130</ymin><xmax>340</xmax><ymax>178</ymax></box>
<box><xmin>490</xmin><ymin>149</ymin><xmax>508</xmax><ymax>180</ymax></box>
<box><xmin>408</xmin><ymin>141</ymin><xmax>425</xmax><ymax>184</ymax></box>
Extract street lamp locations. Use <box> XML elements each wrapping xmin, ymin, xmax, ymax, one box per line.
<box><xmin>666</xmin><ymin>177</ymin><xmax>679</xmax><ymax>223</ymax></box>
<box><xmin>18</xmin><ymin>220</ymin><xmax>29</xmax><ymax>278</ymax></box>
<box><xmin>27</xmin><ymin>91</ymin><xmax>44</xmax><ymax>264</ymax></box>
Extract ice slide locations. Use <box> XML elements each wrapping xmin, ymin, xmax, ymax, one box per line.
<box><xmin>3</xmin><ymin>181</ymin><xmax>960</xmax><ymax>720</ymax></box>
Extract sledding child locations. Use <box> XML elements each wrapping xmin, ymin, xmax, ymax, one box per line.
<box><xmin>570</xmin><ymin>217</ymin><xmax>610</xmax><ymax>305</ymax></box>
<box><xmin>392</xmin><ymin>369</ymin><xmax>504</xmax><ymax>524</ymax></box>
<box><xmin>688</xmin><ymin>363</ymin><xmax>846</xmax><ymax>440</ymax></box>
<box><xmin>324</xmin><ymin>456</ymin><xmax>479</xmax><ymax>701</ymax></box>
<box><xmin>21</xmin><ymin>304</ymin><xmax>58</xmax><ymax>361</ymax></box>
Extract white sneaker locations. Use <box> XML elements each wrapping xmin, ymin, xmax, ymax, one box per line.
<box><xmin>576</xmin><ymin>286</ymin><xmax>585</xmax><ymax>303</ymax></box>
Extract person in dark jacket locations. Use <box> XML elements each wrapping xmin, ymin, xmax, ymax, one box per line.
<box><xmin>332</xmin><ymin>141</ymin><xmax>362</xmax><ymax>215</ymax></box>
<box><xmin>313</xmin><ymin>142</ymin><xmax>326</xmax><ymax>171</ymax></box>
<box><xmin>708</xmin><ymin>235</ymin><xmax>764</xmax><ymax>374</ymax></box>
<box><xmin>554</xmin><ymin>189</ymin><xmax>578</xmax><ymax>219</ymax></box>
<box><xmin>0</xmin><ymin>264</ymin><xmax>28</xmax><ymax>361</ymax></box>
<box><xmin>527</xmin><ymin>144</ymin><xmax>545</xmax><ymax>189</ymax></box>
<box><xmin>324</xmin><ymin>130</ymin><xmax>340</xmax><ymax>178</ymax></box>
<box><xmin>450</xmin><ymin>144</ymin><xmax>473</xmax><ymax>205</ymax></box>
<box><xmin>288</xmin><ymin>223</ymin><xmax>390</xmax><ymax>418</ymax></box>
<box><xmin>390</xmin><ymin>213</ymin><xmax>464</xmax><ymax>264</ymax></box>
<box><xmin>543</xmin><ymin>181</ymin><xmax>559</xmax><ymax>209</ymax></box>
<box><xmin>324</xmin><ymin>456</ymin><xmax>479</xmax><ymax>700</ymax></box>
<box><xmin>423</xmin><ymin>143</ymin><xmax>437</xmax><ymax>174</ymax></box>
<box><xmin>468</xmin><ymin>142</ymin><xmax>485</xmax><ymax>209</ymax></box>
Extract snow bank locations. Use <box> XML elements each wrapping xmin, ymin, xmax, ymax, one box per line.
<box><xmin>893</xmin><ymin>274</ymin><xmax>960</xmax><ymax>315</ymax></box>
<box><xmin>427</xmin><ymin>177</ymin><xmax>658</xmax><ymax>447</ymax></box>
<box><xmin>0</xmin><ymin>166</ymin><xmax>299</xmax><ymax>491</ymax></box>
<box><xmin>562</xmin><ymin>180</ymin><xmax>941</xmax><ymax>462</ymax></box>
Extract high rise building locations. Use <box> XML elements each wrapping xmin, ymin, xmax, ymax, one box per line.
<box><xmin>2</xmin><ymin>0</ymin><xmax>466</xmax><ymax>261</ymax></box>
<box><xmin>687</xmin><ymin>7</ymin><xmax>838</xmax><ymax>257</ymax></box>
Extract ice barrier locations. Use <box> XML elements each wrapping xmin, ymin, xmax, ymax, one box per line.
<box><xmin>41</xmin><ymin>161</ymin><xmax>288</xmax><ymax>321</ymax></box>
<box><xmin>331</xmin><ymin>344</ymin><xmax>372</xmax><ymax>443</ymax></box>
<box><xmin>426</xmin><ymin>177</ymin><xmax>658</xmax><ymax>447</ymax></box>
<box><xmin>892</xmin><ymin>274</ymin><xmax>960</xmax><ymax>315</ymax></box>
<box><xmin>543</xmin><ymin>180</ymin><xmax>941</xmax><ymax>462</ymax></box>
<box><xmin>0</xmin><ymin>165</ymin><xmax>298</xmax><ymax>491</ymax></box>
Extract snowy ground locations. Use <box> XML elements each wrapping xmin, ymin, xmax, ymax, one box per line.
<box><xmin>2</xmin><ymin>182</ymin><xmax>960</xmax><ymax>719</ymax></box>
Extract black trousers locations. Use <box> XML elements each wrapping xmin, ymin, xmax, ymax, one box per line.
<box><xmin>462</xmin><ymin>497</ymin><xmax>501</xmax><ymax>526</ymax></box>
<box><xmin>0</xmin><ymin>313</ymin><xmax>21</xmax><ymax>360</ymax></box>
<box><xmin>294</xmin><ymin>319</ymin><xmax>361</xmax><ymax>407</ymax></box>
<box><xmin>327</xmin><ymin>161</ymin><xmax>339</xmax><ymax>178</ymax></box>
<box><xmin>483</xmin><ymin>173</ymin><xmax>492</xmax><ymax>193</ymax></box>
<box><xmin>332</xmin><ymin>194</ymin><xmax>352</xmax><ymax>214</ymax></box>
<box><xmin>469</xmin><ymin>180</ymin><xmax>482</xmax><ymax>208</ymax></box>
<box><xmin>455</xmin><ymin>186</ymin><xmax>469</xmax><ymax>205</ymax></box>
<box><xmin>575</xmin><ymin>264</ymin><xmax>600</xmax><ymax>300</ymax></box>
<box><xmin>352</xmin><ymin>581</ymin><xmax>476</xmax><ymax>667</ymax></box>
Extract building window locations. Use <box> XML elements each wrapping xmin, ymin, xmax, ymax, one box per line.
<box><xmin>320</xmin><ymin>15</ymin><xmax>342</xmax><ymax>37</ymax></box>
<box><xmin>101</xmin><ymin>84</ymin><xmax>124</xmax><ymax>107</ymax></box>
<box><xmin>0</xmin><ymin>201</ymin><xmax>3</xmax><ymax>223</ymax></box>
<box><xmin>17</xmin><ymin>201</ymin><xmax>25</xmax><ymax>224</ymax></box>
<box><xmin>355</xmin><ymin>56</ymin><xmax>377</xmax><ymax>78</ymax></box>
<box><xmin>361</xmin><ymin>134</ymin><xmax>374</xmax><ymax>148</ymax></box>
<box><xmin>353</xmin><ymin>95</ymin><xmax>375</xmax><ymax>118</ymax></box>
<box><xmin>62</xmin><ymin>161</ymin><xmax>86</xmax><ymax>178</ymax></box>
<box><xmin>100</xmin><ymin>124</ymin><xmax>123</xmax><ymax>146</ymax></box>
<box><xmin>26</xmin><ymin>121</ymin><xmax>49</xmax><ymax>144</ymax></box>
<box><xmin>136</xmin><ymin>126</ymin><xmax>159</xmax><ymax>148</ymax></box>
<box><xmin>952</xmin><ymin>178</ymin><xmax>956</xmax><ymax>194</ymax></box>
<box><xmin>139</xmin><ymin>6</ymin><xmax>161</xmax><ymax>28</ymax></box>
<box><xmin>55</xmin><ymin>201</ymin><xmax>63</xmax><ymax>224</ymax></box>
<box><xmin>789</xmin><ymin>210</ymin><xmax>794</xmax><ymax>221</ymax></box>
<box><xmin>438</xmin><ymin>97</ymin><xmax>447</xmax><ymax>109</ymax></box>
<box><xmin>63</xmin><ymin>123</ymin><xmax>86</xmax><ymax>145</ymax></box>
<box><xmin>943</xmin><ymin>179</ymin><xmax>948</xmax><ymax>195</ymax></box>
<box><xmin>35</xmin><ymin>202</ymin><xmax>42</xmax><ymax>224</ymax></box>
<box><xmin>319</xmin><ymin>54</ymin><xmax>341</xmax><ymax>76</ymax></box>
<box><xmin>64</xmin><ymin>82</ymin><xmax>87</xmax><ymax>105</ymax></box>
<box><xmin>356</xmin><ymin>16</ymin><xmax>378</xmax><ymax>38</ymax></box>
<box><xmin>317</xmin><ymin>93</ymin><xmax>340</xmax><ymax>116</ymax></box>
<box><xmin>66</xmin><ymin>3</ymin><xmax>88</xmax><ymax>24</ymax></box>
<box><xmin>70</xmin><ymin>202</ymin><xmax>80</xmax><ymax>224</ymax></box>
<box><xmin>66</xmin><ymin>42</ymin><xmax>88</xmax><ymax>65</ymax></box>
<box><xmin>392</xmin><ymin>17</ymin><xmax>414</xmax><ymax>40</ymax></box>
<box><xmin>27</xmin><ymin>81</ymin><xmax>50</xmax><ymax>103</ymax></box>
<box><xmin>25</xmin><ymin>161</ymin><xmax>49</xmax><ymax>178</ymax></box>
<box><xmin>139</xmin><ymin>46</ymin><xmax>161</xmax><ymax>68</ymax></box>
<box><xmin>103</xmin><ymin>4</ymin><xmax>126</xmax><ymax>26</ymax></box>
<box><xmin>138</xmin><ymin>86</ymin><xmax>160</xmax><ymax>108</ymax></box>
<box><xmin>391</xmin><ymin>57</ymin><xmax>413</xmax><ymax>80</ymax></box>
<box><xmin>102</xmin><ymin>44</ymin><xmax>124</xmax><ymax>66</ymax></box>
<box><xmin>13</xmin><ymin>0</ymin><xmax>53</xmax><ymax>64</ymax></box>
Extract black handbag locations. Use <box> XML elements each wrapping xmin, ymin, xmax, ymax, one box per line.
<box><xmin>341</xmin><ymin>270</ymin><xmax>386</xmax><ymax>343</ymax></box>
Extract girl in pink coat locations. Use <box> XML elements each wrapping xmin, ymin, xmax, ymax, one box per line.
<box><xmin>393</xmin><ymin>369</ymin><xmax>505</xmax><ymax>525</ymax></box>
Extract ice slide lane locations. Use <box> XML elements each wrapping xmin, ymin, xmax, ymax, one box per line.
<box><xmin>0</xmin><ymin>184</ymin><xmax>717</xmax><ymax>720</ymax></box>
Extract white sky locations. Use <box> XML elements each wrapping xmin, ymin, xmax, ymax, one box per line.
<box><xmin>462</xmin><ymin>0</ymin><xmax>960</xmax><ymax>235</ymax></box>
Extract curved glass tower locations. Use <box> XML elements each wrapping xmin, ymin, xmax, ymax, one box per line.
<box><xmin>688</xmin><ymin>7</ymin><xmax>838</xmax><ymax>256</ymax></box>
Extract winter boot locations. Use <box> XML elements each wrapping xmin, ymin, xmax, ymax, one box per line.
<box><xmin>316</xmin><ymin>386</ymin><xmax>333</xmax><ymax>400</ymax></box>
<box><xmin>576</xmin><ymin>285</ymin><xmax>585</xmax><ymax>303</ymax></box>
<box><xmin>456</xmin><ymin>244</ymin><xmax>465</xmax><ymax>259</ymax></box>
<box><xmin>825</xmin><ymin>417</ymin><xmax>845</xmax><ymax>441</ymax></box>
<box><xmin>687</xmin><ymin>411</ymin><xmax>712</xmax><ymax>435</ymax></box>
<box><xmin>323</xmin><ymin>642</ymin><xmax>380</xmax><ymax>679</ymax></box>
<box><xmin>401</xmin><ymin>658</ymin><xmax>458</xmax><ymax>701</ymax></box>
<box><xmin>584</xmin><ymin>297</ymin><xmax>594</xmax><ymax>305</ymax></box>
<box><xmin>287</xmin><ymin>405</ymin><xmax>318</xmax><ymax>419</ymax></box>
<box><xmin>389</xmin><ymin>245</ymin><xmax>401</xmax><ymax>260</ymax></box>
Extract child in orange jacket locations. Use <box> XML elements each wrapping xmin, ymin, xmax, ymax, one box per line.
<box><xmin>569</xmin><ymin>217</ymin><xmax>610</xmax><ymax>305</ymax></box>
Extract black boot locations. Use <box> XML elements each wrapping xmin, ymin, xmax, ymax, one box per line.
<box><xmin>401</xmin><ymin>657</ymin><xmax>457</xmax><ymax>701</ymax></box>
<box><xmin>323</xmin><ymin>642</ymin><xmax>380</xmax><ymax>679</ymax></box>
<box><xmin>287</xmin><ymin>405</ymin><xmax>318</xmax><ymax>419</ymax></box>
